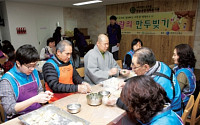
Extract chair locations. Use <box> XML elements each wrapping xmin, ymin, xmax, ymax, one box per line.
<box><xmin>0</xmin><ymin>100</ymin><xmax>5</xmax><ymax>123</ymax></box>
<box><xmin>116</xmin><ymin>60</ymin><xmax>122</xmax><ymax>69</ymax></box>
<box><xmin>76</xmin><ymin>67</ymin><xmax>85</xmax><ymax>78</ymax></box>
<box><xmin>181</xmin><ymin>95</ymin><xmax>194</xmax><ymax>124</ymax></box>
<box><xmin>80</xmin><ymin>57</ymin><xmax>84</xmax><ymax>64</ymax></box>
<box><xmin>186</xmin><ymin>92</ymin><xmax>200</xmax><ymax>125</ymax></box>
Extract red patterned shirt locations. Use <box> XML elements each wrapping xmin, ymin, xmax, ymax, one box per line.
<box><xmin>3</xmin><ymin>61</ymin><xmax>14</xmax><ymax>73</ymax></box>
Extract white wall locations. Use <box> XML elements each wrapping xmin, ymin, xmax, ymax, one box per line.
<box><xmin>63</xmin><ymin>7</ymin><xmax>106</xmax><ymax>44</ymax></box>
<box><xmin>0</xmin><ymin>2</ymin><xmax>11</xmax><ymax>42</ymax></box>
<box><xmin>5</xmin><ymin>1</ymin><xmax>64</xmax><ymax>52</ymax></box>
<box><xmin>63</xmin><ymin>8</ymin><xmax>87</xmax><ymax>31</ymax></box>
<box><xmin>86</xmin><ymin>7</ymin><xmax>106</xmax><ymax>43</ymax></box>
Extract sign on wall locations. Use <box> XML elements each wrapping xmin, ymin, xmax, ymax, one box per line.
<box><xmin>107</xmin><ymin>11</ymin><xmax>196</xmax><ymax>36</ymax></box>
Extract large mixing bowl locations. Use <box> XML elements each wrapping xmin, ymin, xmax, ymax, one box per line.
<box><xmin>86</xmin><ymin>93</ymin><xmax>103</xmax><ymax>106</ymax></box>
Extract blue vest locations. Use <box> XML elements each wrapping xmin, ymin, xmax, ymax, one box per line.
<box><xmin>153</xmin><ymin>62</ymin><xmax>182</xmax><ymax>116</ymax></box>
<box><xmin>1</xmin><ymin>64</ymin><xmax>40</xmax><ymax>99</ymax></box>
<box><xmin>174</xmin><ymin>66</ymin><xmax>196</xmax><ymax>106</ymax></box>
<box><xmin>123</xmin><ymin>50</ymin><xmax>134</xmax><ymax>69</ymax></box>
<box><xmin>137</xmin><ymin>104</ymin><xmax>183</xmax><ymax>125</ymax></box>
<box><xmin>45</xmin><ymin>55</ymin><xmax>73</xmax><ymax>77</ymax></box>
<box><xmin>124</xmin><ymin>50</ymin><xmax>134</xmax><ymax>62</ymax></box>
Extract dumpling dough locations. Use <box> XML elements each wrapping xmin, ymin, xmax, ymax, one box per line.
<box><xmin>68</xmin><ymin>121</ymin><xmax>83</xmax><ymax>125</ymax></box>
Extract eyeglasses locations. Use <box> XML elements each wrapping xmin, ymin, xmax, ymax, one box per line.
<box><xmin>23</xmin><ymin>63</ymin><xmax>37</xmax><ymax>70</ymax></box>
<box><xmin>131</xmin><ymin>63</ymin><xmax>143</xmax><ymax>70</ymax></box>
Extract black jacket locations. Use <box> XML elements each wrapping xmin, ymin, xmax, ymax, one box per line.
<box><xmin>43</xmin><ymin>57</ymin><xmax>83</xmax><ymax>93</ymax></box>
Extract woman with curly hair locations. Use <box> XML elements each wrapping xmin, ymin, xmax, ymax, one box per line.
<box><xmin>171</xmin><ymin>44</ymin><xmax>196</xmax><ymax>107</ymax></box>
<box><xmin>120</xmin><ymin>75</ymin><xmax>183</xmax><ymax>125</ymax></box>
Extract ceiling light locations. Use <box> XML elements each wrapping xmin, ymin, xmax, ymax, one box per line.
<box><xmin>73</xmin><ymin>0</ymin><xmax>102</xmax><ymax>6</ymax></box>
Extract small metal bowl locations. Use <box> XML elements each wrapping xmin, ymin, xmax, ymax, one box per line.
<box><xmin>67</xmin><ymin>103</ymin><xmax>81</xmax><ymax>114</ymax></box>
<box><xmin>98</xmin><ymin>90</ymin><xmax>110</xmax><ymax>97</ymax></box>
<box><xmin>86</xmin><ymin>93</ymin><xmax>103</xmax><ymax>106</ymax></box>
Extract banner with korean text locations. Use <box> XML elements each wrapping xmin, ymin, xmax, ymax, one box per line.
<box><xmin>107</xmin><ymin>11</ymin><xmax>196</xmax><ymax>36</ymax></box>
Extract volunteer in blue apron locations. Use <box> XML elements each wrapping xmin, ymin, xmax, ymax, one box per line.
<box><xmin>43</xmin><ymin>40</ymin><xmax>91</xmax><ymax>103</ymax></box>
<box><xmin>120</xmin><ymin>75</ymin><xmax>183</xmax><ymax>125</ymax></box>
<box><xmin>171</xmin><ymin>44</ymin><xmax>196</xmax><ymax>107</ymax></box>
<box><xmin>0</xmin><ymin>44</ymin><xmax>53</xmax><ymax>120</ymax></box>
<box><xmin>107</xmin><ymin>47</ymin><xmax>182</xmax><ymax>116</ymax></box>
<box><xmin>123</xmin><ymin>38</ymin><xmax>143</xmax><ymax>69</ymax></box>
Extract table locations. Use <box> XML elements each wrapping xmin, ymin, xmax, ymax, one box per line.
<box><xmin>2</xmin><ymin>83</ymin><xmax>125</xmax><ymax>125</ymax></box>
<box><xmin>54</xmin><ymin>84</ymin><xmax>125</xmax><ymax>125</ymax></box>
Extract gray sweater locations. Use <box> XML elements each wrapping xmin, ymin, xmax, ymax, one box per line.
<box><xmin>84</xmin><ymin>45</ymin><xmax>120</xmax><ymax>85</ymax></box>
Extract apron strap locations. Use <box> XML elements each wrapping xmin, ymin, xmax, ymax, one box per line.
<box><xmin>152</xmin><ymin>71</ymin><xmax>175</xmax><ymax>100</ymax></box>
<box><xmin>49</xmin><ymin>58</ymin><xmax>59</xmax><ymax>65</ymax></box>
<box><xmin>31</xmin><ymin>73</ymin><xmax>36</xmax><ymax>81</ymax></box>
<box><xmin>49</xmin><ymin>58</ymin><xmax>71</xmax><ymax>67</ymax></box>
<box><xmin>6</xmin><ymin>72</ymin><xmax>20</xmax><ymax>87</ymax></box>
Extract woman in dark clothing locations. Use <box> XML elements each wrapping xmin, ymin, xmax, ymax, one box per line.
<box><xmin>53</xmin><ymin>27</ymin><xmax>62</xmax><ymax>45</ymax></box>
<box><xmin>70</xmin><ymin>42</ymin><xmax>80</xmax><ymax>68</ymax></box>
<box><xmin>74</xmin><ymin>28</ymin><xmax>88</xmax><ymax>57</ymax></box>
<box><xmin>0</xmin><ymin>40</ymin><xmax>12</xmax><ymax>58</ymax></box>
<box><xmin>123</xmin><ymin>39</ymin><xmax>143</xmax><ymax>70</ymax></box>
<box><xmin>2</xmin><ymin>40</ymin><xmax>12</xmax><ymax>46</ymax></box>
<box><xmin>0</xmin><ymin>42</ymin><xmax>4</xmax><ymax>58</ymax></box>
<box><xmin>2</xmin><ymin>44</ymin><xmax>15</xmax><ymax>73</ymax></box>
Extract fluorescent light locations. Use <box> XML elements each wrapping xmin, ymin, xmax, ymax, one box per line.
<box><xmin>73</xmin><ymin>0</ymin><xmax>102</xmax><ymax>6</ymax></box>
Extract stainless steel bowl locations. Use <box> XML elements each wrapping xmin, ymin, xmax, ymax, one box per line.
<box><xmin>67</xmin><ymin>103</ymin><xmax>81</xmax><ymax>114</ymax></box>
<box><xmin>86</xmin><ymin>93</ymin><xmax>103</xmax><ymax>106</ymax></box>
<box><xmin>98</xmin><ymin>90</ymin><xmax>110</xmax><ymax>97</ymax></box>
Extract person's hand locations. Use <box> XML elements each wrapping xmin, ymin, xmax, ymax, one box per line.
<box><xmin>105</xmin><ymin>97</ymin><xmax>118</xmax><ymax>106</ymax></box>
<box><xmin>45</xmin><ymin>91</ymin><xmax>54</xmax><ymax>98</ymax></box>
<box><xmin>44</xmin><ymin>54</ymin><xmax>50</xmax><ymax>58</ymax></box>
<box><xmin>109</xmin><ymin>68</ymin><xmax>118</xmax><ymax>76</ymax></box>
<box><xmin>82</xmin><ymin>82</ymin><xmax>92</xmax><ymax>93</ymax></box>
<box><xmin>78</xmin><ymin>84</ymin><xmax>88</xmax><ymax>94</ymax></box>
<box><xmin>118</xmin><ymin>81</ymin><xmax>126</xmax><ymax>89</ymax></box>
<box><xmin>34</xmin><ymin>92</ymin><xmax>52</xmax><ymax>103</ymax></box>
<box><xmin>117</xmin><ymin>43</ymin><xmax>120</xmax><ymax>47</ymax></box>
<box><xmin>120</xmin><ymin>69</ymin><xmax>130</xmax><ymax>77</ymax></box>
